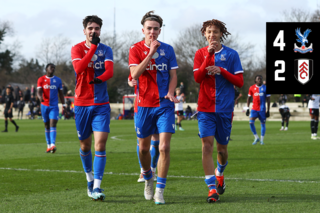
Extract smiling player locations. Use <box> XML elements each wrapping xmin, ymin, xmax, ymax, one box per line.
<box><xmin>193</xmin><ymin>19</ymin><xmax>244</xmax><ymax>203</ymax></box>
<box><xmin>71</xmin><ymin>15</ymin><xmax>114</xmax><ymax>201</ymax></box>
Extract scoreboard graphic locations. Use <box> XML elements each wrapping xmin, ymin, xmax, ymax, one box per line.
<box><xmin>266</xmin><ymin>22</ymin><xmax>320</xmax><ymax>94</ymax></box>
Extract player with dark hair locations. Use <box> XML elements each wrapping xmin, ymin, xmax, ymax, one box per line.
<box><xmin>71</xmin><ymin>15</ymin><xmax>114</xmax><ymax>201</ymax></box>
<box><xmin>308</xmin><ymin>94</ymin><xmax>320</xmax><ymax>140</ymax></box>
<box><xmin>279</xmin><ymin>104</ymin><xmax>290</xmax><ymax>131</ymax></box>
<box><xmin>129</xmin><ymin>11</ymin><xmax>178</xmax><ymax>204</ymax></box>
<box><xmin>193</xmin><ymin>19</ymin><xmax>244</xmax><ymax>203</ymax></box>
<box><xmin>128</xmin><ymin>73</ymin><xmax>159</xmax><ymax>183</ymax></box>
<box><xmin>37</xmin><ymin>63</ymin><xmax>65</xmax><ymax>153</ymax></box>
<box><xmin>246</xmin><ymin>75</ymin><xmax>270</xmax><ymax>145</ymax></box>
<box><xmin>2</xmin><ymin>87</ymin><xmax>19</xmax><ymax>132</ymax></box>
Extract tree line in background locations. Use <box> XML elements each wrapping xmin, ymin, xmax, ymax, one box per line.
<box><xmin>0</xmin><ymin>8</ymin><xmax>319</xmax><ymax>103</ymax></box>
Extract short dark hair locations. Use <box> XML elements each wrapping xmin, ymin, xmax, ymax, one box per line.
<box><xmin>83</xmin><ymin>15</ymin><xmax>103</xmax><ymax>28</ymax></box>
<box><xmin>46</xmin><ymin>63</ymin><xmax>55</xmax><ymax>70</ymax></box>
<box><xmin>201</xmin><ymin>19</ymin><xmax>231</xmax><ymax>42</ymax></box>
<box><xmin>141</xmin><ymin>11</ymin><xmax>163</xmax><ymax>28</ymax></box>
<box><xmin>255</xmin><ymin>75</ymin><xmax>263</xmax><ymax>83</ymax></box>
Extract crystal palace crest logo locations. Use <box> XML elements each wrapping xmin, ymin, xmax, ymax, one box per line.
<box><xmin>294</xmin><ymin>28</ymin><xmax>313</xmax><ymax>54</ymax></box>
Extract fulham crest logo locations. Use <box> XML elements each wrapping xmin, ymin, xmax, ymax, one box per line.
<box><xmin>294</xmin><ymin>59</ymin><xmax>313</xmax><ymax>84</ymax></box>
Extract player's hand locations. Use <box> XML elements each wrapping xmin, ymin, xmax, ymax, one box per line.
<box><xmin>246</xmin><ymin>109</ymin><xmax>250</xmax><ymax>116</ymax></box>
<box><xmin>90</xmin><ymin>32</ymin><xmax>100</xmax><ymax>45</ymax></box>
<box><xmin>40</xmin><ymin>98</ymin><xmax>44</xmax><ymax>102</ymax></box>
<box><xmin>235</xmin><ymin>100</ymin><xmax>238</xmax><ymax>105</ymax></box>
<box><xmin>206</xmin><ymin>66</ymin><xmax>221</xmax><ymax>75</ymax></box>
<box><xmin>266</xmin><ymin>111</ymin><xmax>270</xmax><ymax>118</ymax></box>
<box><xmin>128</xmin><ymin>79</ymin><xmax>137</xmax><ymax>87</ymax></box>
<box><xmin>208</xmin><ymin>41</ymin><xmax>218</xmax><ymax>54</ymax></box>
<box><xmin>149</xmin><ymin>37</ymin><xmax>160</xmax><ymax>57</ymax></box>
<box><xmin>165</xmin><ymin>93</ymin><xmax>179</xmax><ymax>103</ymax></box>
<box><xmin>8</xmin><ymin>109</ymin><xmax>11</xmax><ymax>113</ymax></box>
<box><xmin>89</xmin><ymin>78</ymin><xmax>103</xmax><ymax>84</ymax></box>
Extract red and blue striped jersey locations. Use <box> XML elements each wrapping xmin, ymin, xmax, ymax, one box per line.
<box><xmin>193</xmin><ymin>45</ymin><xmax>243</xmax><ymax>112</ymax></box>
<box><xmin>71</xmin><ymin>41</ymin><xmax>113</xmax><ymax>106</ymax></box>
<box><xmin>128</xmin><ymin>40</ymin><xmax>178</xmax><ymax>107</ymax></box>
<box><xmin>248</xmin><ymin>84</ymin><xmax>270</xmax><ymax>111</ymax></box>
<box><xmin>37</xmin><ymin>75</ymin><xmax>62</xmax><ymax>106</ymax></box>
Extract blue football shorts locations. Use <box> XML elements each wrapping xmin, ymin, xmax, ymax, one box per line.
<box><xmin>135</xmin><ymin>105</ymin><xmax>174</xmax><ymax>138</ymax></box>
<box><xmin>250</xmin><ymin>109</ymin><xmax>266</xmax><ymax>123</ymax></box>
<box><xmin>75</xmin><ymin>104</ymin><xmax>110</xmax><ymax>140</ymax></box>
<box><xmin>197</xmin><ymin>111</ymin><xmax>232</xmax><ymax>145</ymax></box>
<box><xmin>41</xmin><ymin>104</ymin><xmax>59</xmax><ymax>122</ymax></box>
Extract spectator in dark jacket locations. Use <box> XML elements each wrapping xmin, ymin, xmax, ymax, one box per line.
<box><xmin>17</xmin><ymin>97</ymin><xmax>25</xmax><ymax>119</ymax></box>
<box><xmin>25</xmin><ymin>87</ymin><xmax>31</xmax><ymax>102</ymax></box>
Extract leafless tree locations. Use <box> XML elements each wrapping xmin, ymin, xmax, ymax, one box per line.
<box><xmin>36</xmin><ymin>35</ymin><xmax>71</xmax><ymax>65</ymax></box>
<box><xmin>282</xmin><ymin>8</ymin><xmax>310</xmax><ymax>22</ymax></box>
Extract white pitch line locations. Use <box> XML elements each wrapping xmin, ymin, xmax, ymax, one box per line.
<box><xmin>110</xmin><ymin>135</ymin><xmax>123</xmax><ymax>140</ymax></box>
<box><xmin>0</xmin><ymin>167</ymin><xmax>319</xmax><ymax>184</ymax></box>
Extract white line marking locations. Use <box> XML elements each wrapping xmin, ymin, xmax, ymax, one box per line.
<box><xmin>111</xmin><ymin>135</ymin><xmax>123</xmax><ymax>140</ymax></box>
<box><xmin>0</xmin><ymin>168</ymin><xmax>319</xmax><ymax>184</ymax></box>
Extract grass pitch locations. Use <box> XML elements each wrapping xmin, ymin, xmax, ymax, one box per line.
<box><xmin>0</xmin><ymin>119</ymin><xmax>319</xmax><ymax>212</ymax></box>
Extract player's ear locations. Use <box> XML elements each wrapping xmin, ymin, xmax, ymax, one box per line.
<box><xmin>83</xmin><ymin>28</ymin><xmax>86</xmax><ymax>35</ymax></box>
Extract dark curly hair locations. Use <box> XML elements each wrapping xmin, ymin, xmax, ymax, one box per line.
<box><xmin>200</xmin><ymin>19</ymin><xmax>230</xmax><ymax>42</ymax></box>
<box><xmin>141</xmin><ymin>11</ymin><xmax>163</xmax><ymax>28</ymax></box>
<box><xmin>83</xmin><ymin>15</ymin><xmax>103</xmax><ymax>29</ymax></box>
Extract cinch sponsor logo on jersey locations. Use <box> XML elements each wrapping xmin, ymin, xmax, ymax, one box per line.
<box><xmin>254</xmin><ymin>92</ymin><xmax>264</xmax><ymax>96</ymax></box>
<box><xmin>146</xmin><ymin>62</ymin><xmax>167</xmax><ymax>71</ymax></box>
<box><xmin>88</xmin><ymin>61</ymin><xmax>104</xmax><ymax>69</ymax></box>
<box><xmin>43</xmin><ymin>84</ymin><xmax>57</xmax><ymax>89</ymax></box>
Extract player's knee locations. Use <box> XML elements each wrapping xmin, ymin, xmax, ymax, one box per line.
<box><xmin>202</xmin><ymin>143</ymin><xmax>213</xmax><ymax>155</ymax></box>
<box><xmin>140</xmin><ymin>146</ymin><xmax>150</xmax><ymax>155</ymax></box>
<box><xmin>159</xmin><ymin>143</ymin><xmax>170</xmax><ymax>154</ymax></box>
<box><xmin>80</xmin><ymin>144</ymin><xmax>91</xmax><ymax>152</ymax></box>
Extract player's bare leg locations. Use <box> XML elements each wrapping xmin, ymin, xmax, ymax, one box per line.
<box><xmin>201</xmin><ymin>136</ymin><xmax>215</xmax><ymax>175</ymax></box>
<box><xmin>139</xmin><ymin>135</ymin><xmax>153</xmax><ymax>200</ymax></box>
<box><xmin>154</xmin><ymin>132</ymin><xmax>172</xmax><ymax>204</ymax></box>
<box><xmin>201</xmin><ymin>136</ymin><xmax>219</xmax><ymax>202</ymax></box>
<box><xmin>177</xmin><ymin>115</ymin><xmax>184</xmax><ymax>131</ymax></box>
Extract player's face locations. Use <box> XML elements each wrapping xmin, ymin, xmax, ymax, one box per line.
<box><xmin>46</xmin><ymin>65</ymin><xmax>55</xmax><ymax>76</ymax></box>
<box><xmin>6</xmin><ymin>88</ymin><xmax>10</xmax><ymax>94</ymax></box>
<box><xmin>204</xmin><ymin>25</ymin><xmax>222</xmax><ymax>44</ymax></box>
<box><xmin>83</xmin><ymin>22</ymin><xmax>101</xmax><ymax>42</ymax></box>
<box><xmin>256</xmin><ymin>77</ymin><xmax>262</xmax><ymax>86</ymax></box>
<box><xmin>176</xmin><ymin>89</ymin><xmax>180</xmax><ymax>95</ymax></box>
<box><xmin>142</xmin><ymin>21</ymin><xmax>161</xmax><ymax>42</ymax></box>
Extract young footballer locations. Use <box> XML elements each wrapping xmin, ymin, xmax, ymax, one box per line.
<box><xmin>71</xmin><ymin>15</ymin><xmax>114</xmax><ymax>201</ymax></box>
<box><xmin>37</xmin><ymin>63</ymin><xmax>65</xmax><ymax>153</ymax></box>
<box><xmin>129</xmin><ymin>11</ymin><xmax>178</xmax><ymax>204</ymax></box>
<box><xmin>193</xmin><ymin>19</ymin><xmax>244</xmax><ymax>203</ymax></box>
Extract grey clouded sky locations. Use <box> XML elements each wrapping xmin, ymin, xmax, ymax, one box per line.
<box><xmin>1</xmin><ymin>0</ymin><xmax>319</xmax><ymax>61</ymax></box>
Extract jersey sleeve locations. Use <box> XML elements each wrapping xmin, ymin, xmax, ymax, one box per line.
<box><xmin>231</xmin><ymin>51</ymin><xmax>243</xmax><ymax>75</ymax></box>
<box><xmin>169</xmin><ymin>46</ymin><xmax>178</xmax><ymax>70</ymax></box>
<box><xmin>104</xmin><ymin>46</ymin><xmax>113</xmax><ymax>63</ymax></box>
<box><xmin>193</xmin><ymin>50</ymin><xmax>203</xmax><ymax>72</ymax></box>
<box><xmin>71</xmin><ymin>45</ymin><xmax>82</xmax><ymax>62</ymax></box>
<box><xmin>248</xmin><ymin>87</ymin><xmax>253</xmax><ymax>96</ymax></box>
<box><xmin>128</xmin><ymin>45</ymin><xmax>140</xmax><ymax>67</ymax></box>
<box><xmin>37</xmin><ymin>77</ymin><xmax>42</xmax><ymax>89</ymax></box>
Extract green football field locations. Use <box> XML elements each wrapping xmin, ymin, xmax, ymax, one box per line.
<box><xmin>0</xmin><ymin>119</ymin><xmax>319</xmax><ymax>212</ymax></box>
